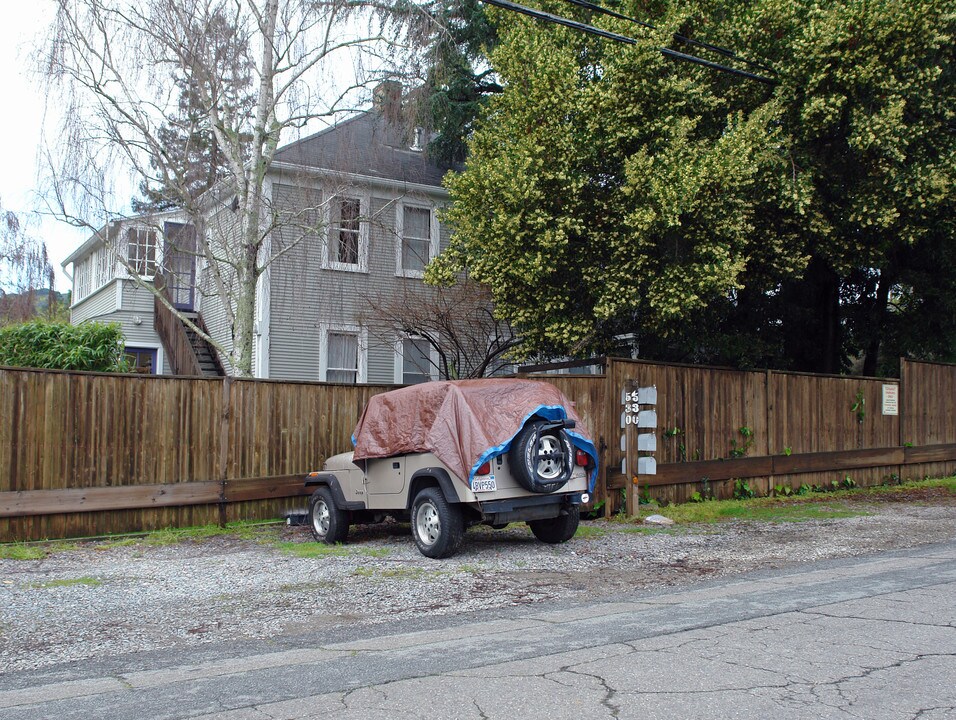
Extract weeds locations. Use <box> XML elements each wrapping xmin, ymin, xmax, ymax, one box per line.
<box><xmin>30</xmin><ymin>577</ymin><xmax>102</xmax><ymax>589</ymax></box>
<box><xmin>574</xmin><ymin>524</ymin><xmax>607</xmax><ymax>539</ymax></box>
<box><xmin>729</xmin><ymin>426</ymin><xmax>755</xmax><ymax>458</ymax></box>
<box><xmin>0</xmin><ymin>542</ymin><xmax>79</xmax><ymax>561</ymax></box>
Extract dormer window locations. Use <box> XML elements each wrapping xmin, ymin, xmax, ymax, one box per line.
<box><xmin>410</xmin><ymin>127</ymin><xmax>425</xmax><ymax>152</ymax></box>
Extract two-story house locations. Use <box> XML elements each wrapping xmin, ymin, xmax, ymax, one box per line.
<box><xmin>63</xmin><ymin>83</ymin><xmax>461</xmax><ymax>383</ymax></box>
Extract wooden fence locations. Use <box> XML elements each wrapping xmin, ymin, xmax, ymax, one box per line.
<box><xmin>2</xmin><ymin>358</ymin><xmax>955</xmax><ymax>541</ymax></box>
<box><xmin>0</xmin><ymin>368</ymin><xmax>393</xmax><ymax>541</ymax></box>
<box><xmin>541</xmin><ymin>358</ymin><xmax>956</xmax><ymax>512</ymax></box>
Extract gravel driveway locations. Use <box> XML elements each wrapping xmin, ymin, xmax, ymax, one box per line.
<box><xmin>3</xmin><ymin>493</ymin><xmax>955</xmax><ymax>673</ymax></box>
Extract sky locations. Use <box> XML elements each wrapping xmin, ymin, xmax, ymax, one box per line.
<box><xmin>0</xmin><ymin>5</ymin><xmax>87</xmax><ymax>290</ymax></box>
<box><xmin>0</xmin><ymin>4</ymin><xmax>366</xmax><ymax>293</ymax></box>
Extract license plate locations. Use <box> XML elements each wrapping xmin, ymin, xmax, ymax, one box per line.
<box><xmin>472</xmin><ymin>475</ymin><xmax>497</xmax><ymax>492</ymax></box>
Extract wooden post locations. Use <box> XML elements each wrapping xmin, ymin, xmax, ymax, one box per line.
<box><xmin>625</xmin><ymin>388</ymin><xmax>639</xmax><ymax>517</ymax></box>
<box><xmin>899</xmin><ymin>358</ymin><xmax>906</xmax><ymax>482</ymax></box>
<box><xmin>218</xmin><ymin>376</ymin><xmax>233</xmax><ymax>527</ymax></box>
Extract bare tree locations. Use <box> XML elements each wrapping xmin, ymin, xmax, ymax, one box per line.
<box><xmin>0</xmin><ymin>199</ymin><xmax>56</xmax><ymax>325</ymax></box>
<box><xmin>39</xmin><ymin>0</ymin><xmax>420</xmax><ymax>376</ymax></box>
<box><xmin>360</xmin><ymin>278</ymin><xmax>521</xmax><ymax>379</ymax></box>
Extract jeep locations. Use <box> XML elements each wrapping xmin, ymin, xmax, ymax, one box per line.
<box><xmin>303</xmin><ymin>379</ymin><xmax>598</xmax><ymax>558</ymax></box>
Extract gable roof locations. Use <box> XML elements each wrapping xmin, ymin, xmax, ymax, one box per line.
<box><xmin>273</xmin><ymin>111</ymin><xmax>455</xmax><ymax>188</ymax></box>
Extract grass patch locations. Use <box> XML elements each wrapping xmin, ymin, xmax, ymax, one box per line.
<box><xmin>0</xmin><ymin>544</ymin><xmax>48</xmax><ymax>561</ymax></box>
<box><xmin>659</xmin><ymin>500</ymin><xmax>867</xmax><ymax>524</ymax></box>
<box><xmin>275</xmin><ymin>541</ymin><xmax>353</xmax><ymax>558</ymax></box>
<box><xmin>0</xmin><ymin>541</ymin><xmax>80</xmax><ymax>561</ymax></box>
<box><xmin>574</xmin><ymin>524</ymin><xmax>608</xmax><ymax>539</ymax></box>
<box><xmin>626</xmin><ymin>475</ymin><xmax>956</xmax><ymax>526</ymax></box>
<box><xmin>141</xmin><ymin>522</ymin><xmax>258</xmax><ymax>546</ymax></box>
<box><xmin>30</xmin><ymin>577</ymin><xmax>102</xmax><ymax>589</ymax></box>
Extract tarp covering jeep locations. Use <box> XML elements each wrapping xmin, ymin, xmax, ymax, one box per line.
<box><xmin>351</xmin><ymin>379</ymin><xmax>599</xmax><ymax>491</ymax></box>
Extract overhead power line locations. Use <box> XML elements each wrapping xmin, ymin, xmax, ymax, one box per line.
<box><xmin>479</xmin><ymin>0</ymin><xmax>778</xmax><ymax>85</ymax></box>
<box><xmin>560</xmin><ymin>0</ymin><xmax>777</xmax><ymax>75</ymax></box>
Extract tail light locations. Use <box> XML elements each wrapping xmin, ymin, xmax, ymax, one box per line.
<box><xmin>575</xmin><ymin>450</ymin><xmax>589</xmax><ymax>467</ymax></box>
<box><xmin>476</xmin><ymin>461</ymin><xmax>491</xmax><ymax>475</ymax></box>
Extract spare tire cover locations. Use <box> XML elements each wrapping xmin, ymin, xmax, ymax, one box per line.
<box><xmin>509</xmin><ymin>419</ymin><xmax>575</xmax><ymax>494</ymax></box>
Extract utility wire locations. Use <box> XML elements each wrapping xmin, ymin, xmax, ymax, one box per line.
<box><xmin>560</xmin><ymin>0</ymin><xmax>777</xmax><ymax>75</ymax></box>
<box><xmin>480</xmin><ymin>0</ymin><xmax>778</xmax><ymax>85</ymax></box>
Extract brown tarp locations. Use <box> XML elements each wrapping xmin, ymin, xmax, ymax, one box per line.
<box><xmin>352</xmin><ymin>379</ymin><xmax>594</xmax><ymax>487</ymax></box>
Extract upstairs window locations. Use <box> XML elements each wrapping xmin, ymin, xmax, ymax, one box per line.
<box><xmin>399</xmin><ymin>205</ymin><xmax>435</xmax><ymax>277</ymax></box>
<box><xmin>329</xmin><ymin>198</ymin><xmax>360</xmax><ymax>265</ymax></box>
<box><xmin>400</xmin><ymin>336</ymin><xmax>433</xmax><ymax>384</ymax></box>
<box><xmin>74</xmin><ymin>258</ymin><xmax>91</xmax><ymax>301</ymax></box>
<box><xmin>127</xmin><ymin>228</ymin><xmax>158</xmax><ymax>277</ymax></box>
<box><xmin>324</xmin><ymin>195</ymin><xmax>367</xmax><ymax>272</ymax></box>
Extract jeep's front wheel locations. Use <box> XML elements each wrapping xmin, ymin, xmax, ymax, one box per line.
<box><xmin>411</xmin><ymin>487</ymin><xmax>464</xmax><ymax>559</ymax></box>
<box><xmin>309</xmin><ymin>486</ymin><xmax>349</xmax><ymax>544</ymax></box>
<box><xmin>529</xmin><ymin>505</ymin><xmax>580</xmax><ymax>544</ymax></box>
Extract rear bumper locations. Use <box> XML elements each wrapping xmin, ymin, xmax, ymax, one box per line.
<box><xmin>477</xmin><ymin>493</ymin><xmax>587</xmax><ymax>524</ymax></box>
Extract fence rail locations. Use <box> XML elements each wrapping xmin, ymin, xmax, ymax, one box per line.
<box><xmin>2</xmin><ymin>357</ymin><xmax>955</xmax><ymax>541</ymax></box>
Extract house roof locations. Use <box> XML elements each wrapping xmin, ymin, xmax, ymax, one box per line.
<box><xmin>272</xmin><ymin>110</ymin><xmax>455</xmax><ymax>188</ymax></box>
<box><xmin>62</xmin><ymin>210</ymin><xmax>183</xmax><ymax>268</ymax></box>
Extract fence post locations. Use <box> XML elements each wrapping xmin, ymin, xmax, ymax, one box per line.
<box><xmin>766</xmin><ymin>369</ymin><xmax>774</xmax><ymax>490</ymax></box>
<box><xmin>218</xmin><ymin>376</ymin><xmax>233</xmax><ymax>527</ymax></box>
<box><xmin>899</xmin><ymin>358</ymin><xmax>906</xmax><ymax>481</ymax></box>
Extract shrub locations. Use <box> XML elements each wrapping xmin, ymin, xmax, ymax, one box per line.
<box><xmin>0</xmin><ymin>321</ymin><xmax>131</xmax><ymax>372</ymax></box>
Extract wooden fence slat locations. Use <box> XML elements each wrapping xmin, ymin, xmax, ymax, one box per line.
<box><xmin>650</xmin><ymin>457</ymin><xmax>775</xmax><ymax>485</ymax></box>
<box><xmin>223</xmin><ymin>475</ymin><xmax>311</xmax><ymax>503</ymax></box>
<box><xmin>0</xmin><ymin>481</ymin><xmax>222</xmax><ymax>517</ymax></box>
<box><xmin>773</xmin><ymin>447</ymin><xmax>904</xmax><ymax>475</ymax></box>
<box><xmin>904</xmin><ymin>443</ymin><xmax>956</xmax><ymax>464</ymax></box>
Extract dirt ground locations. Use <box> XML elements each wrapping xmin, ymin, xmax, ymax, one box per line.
<box><xmin>2</xmin><ymin>491</ymin><xmax>956</xmax><ymax>672</ymax></box>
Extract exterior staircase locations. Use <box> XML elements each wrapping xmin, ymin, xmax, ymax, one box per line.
<box><xmin>153</xmin><ymin>273</ymin><xmax>225</xmax><ymax>377</ymax></box>
<box><xmin>181</xmin><ymin>313</ymin><xmax>225</xmax><ymax>378</ymax></box>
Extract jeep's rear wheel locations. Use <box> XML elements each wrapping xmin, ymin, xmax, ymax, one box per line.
<box><xmin>309</xmin><ymin>486</ymin><xmax>349</xmax><ymax>544</ymax></box>
<box><xmin>529</xmin><ymin>505</ymin><xmax>580</xmax><ymax>544</ymax></box>
<box><xmin>509</xmin><ymin>419</ymin><xmax>575</xmax><ymax>493</ymax></box>
<box><xmin>411</xmin><ymin>487</ymin><xmax>464</xmax><ymax>559</ymax></box>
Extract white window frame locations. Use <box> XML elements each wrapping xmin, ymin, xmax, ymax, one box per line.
<box><xmin>395</xmin><ymin>200</ymin><xmax>440</xmax><ymax>279</ymax></box>
<box><xmin>319</xmin><ymin>322</ymin><xmax>368</xmax><ymax>384</ymax></box>
<box><xmin>393</xmin><ymin>333</ymin><xmax>440</xmax><ymax>385</ymax></box>
<box><xmin>122</xmin><ymin>342</ymin><xmax>165</xmax><ymax>376</ymax></box>
<box><xmin>73</xmin><ymin>256</ymin><xmax>92</xmax><ymax>303</ymax></box>
<box><xmin>126</xmin><ymin>227</ymin><xmax>159</xmax><ymax>279</ymax></box>
<box><xmin>322</xmin><ymin>193</ymin><xmax>369</xmax><ymax>273</ymax></box>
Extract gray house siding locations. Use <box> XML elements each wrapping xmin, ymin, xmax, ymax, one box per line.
<box><xmin>70</xmin><ymin>280</ymin><xmax>119</xmax><ymax>325</ymax></box>
<box><xmin>267</xmin><ymin>181</ymin><xmax>451</xmax><ymax>384</ymax></box>
<box><xmin>69</xmin><ymin>280</ymin><xmax>171</xmax><ymax>375</ymax></box>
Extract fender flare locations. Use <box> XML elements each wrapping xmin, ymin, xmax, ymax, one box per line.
<box><xmin>304</xmin><ymin>473</ymin><xmax>365</xmax><ymax>511</ymax></box>
<box><xmin>407</xmin><ymin>468</ymin><xmax>462</xmax><ymax>509</ymax></box>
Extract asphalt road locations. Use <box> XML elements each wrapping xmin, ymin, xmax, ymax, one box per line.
<box><xmin>2</xmin><ymin>540</ymin><xmax>954</xmax><ymax>720</ymax></box>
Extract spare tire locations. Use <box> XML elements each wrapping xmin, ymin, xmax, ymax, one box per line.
<box><xmin>509</xmin><ymin>418</ymin><xmax>575</xmax><ymax>493</ymax></box>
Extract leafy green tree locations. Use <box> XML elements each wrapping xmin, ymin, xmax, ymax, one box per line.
<box><xmin>0</xmin><ymin>322</ymin><xmax>131</xmax><ymax>373</ymax></box>
<box><xmin>417</xmin><ymin>0</ymin><xmax>501</xmax><ymax>164</ymax></box>
<box><xmin>430</xmin><ymin>0</ymin><xmax>955</xmax><ymax>372</ymax></box>
<box><xmin>429</xmin><ymin>2</ymin><xmax>810</xmax><ymax>361</ymax></box>
<box><xmin>751</xmin><ymin>0</ymin><xmax>955</xmax><ymax>373</ymax></box>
